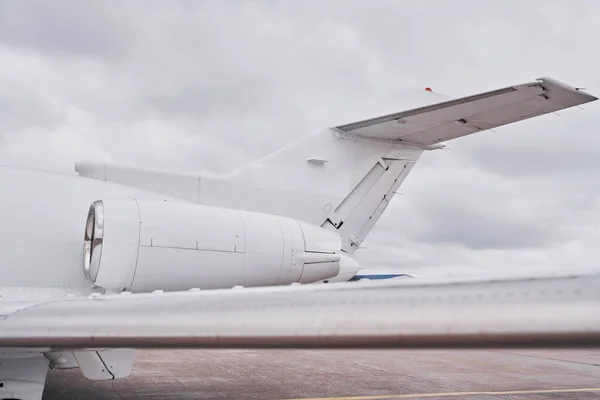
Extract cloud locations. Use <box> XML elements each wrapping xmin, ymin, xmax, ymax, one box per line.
<box><xmin>1</xmin><ymin>1</ymin><xmax>600</xmax><ymax>275</ymax></box>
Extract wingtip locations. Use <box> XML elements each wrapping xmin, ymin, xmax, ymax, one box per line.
<box><xmin>536</xmin><ymin>76</ymin><xmax>598</xmax><ymax>102</ymax></box>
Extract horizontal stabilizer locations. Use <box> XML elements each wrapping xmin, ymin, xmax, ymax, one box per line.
<box><xmin>335</xmin><ymin>77</ymin><xmax>597</xmax><ymax>145</ymax></box>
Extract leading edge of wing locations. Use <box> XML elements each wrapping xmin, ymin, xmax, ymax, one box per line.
<box><xmin>1</xmin><ymin>271</ymin><xmax>600</xmax><ymax>349</ymax></box>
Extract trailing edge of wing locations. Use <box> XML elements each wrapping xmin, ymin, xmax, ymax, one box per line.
<box><xmin>1</xmin><ymin>272</ymin><xmax>600</xmax><ymax>349</ymax></box>
<box><xmin>335</xmin><ymin>77</ymin><xmax>598</xmax><ymax>145</ymax></box>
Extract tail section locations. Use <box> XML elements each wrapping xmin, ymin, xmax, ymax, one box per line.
<box><xmin>226</xmin><ymin>129</ymin><xmax>424</xmax><ymax>254</ymax></box>
<box><xmin>76</xmin><ymin>77</ymin><xmax>597</xmax><ymax>254</ymax></box>
<box><xmin>216</xmin><ymin>77</ymin><xmax>597</xmax><ymax>253</ymax></box>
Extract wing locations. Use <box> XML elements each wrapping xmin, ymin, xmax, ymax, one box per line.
<box><xmin>335</xmin><ymin>77</ymin><xmax>598</xmax><ymax>145</ymax></box>
<box><xmin>2</xmin><ymin>271</ymin><xmax>600</xmax><ymax>349</ymax></box>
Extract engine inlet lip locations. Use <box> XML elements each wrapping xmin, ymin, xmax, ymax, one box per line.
<box><xmin>83</xmin><ymin>200</ymin><xmax>104</xmax><ymax>282</ymax></box>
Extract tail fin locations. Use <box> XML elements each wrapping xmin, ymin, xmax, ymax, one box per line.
<box><xmin>225</xmin><ymin>128</ymin><xmax>424</xmax><ymax>254</ymax></box>
<box><xmin>76</xmin><ymin>78</ymin><xmax>597</xmax><ymax>254</ymax></box>
<box><xmin>216</xmin><ymin>77</ymin><xmax>597</xmax><ymax>253</ymax></box>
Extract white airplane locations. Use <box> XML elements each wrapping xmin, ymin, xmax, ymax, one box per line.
<box><xmin>1</xmin><ymin>77</ymin><xmax>599</xmax><ymax>400</ymax></box>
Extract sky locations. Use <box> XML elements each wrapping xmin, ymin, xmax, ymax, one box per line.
<box><xmin>1</xmin><ymin>1</ymin><xmax>599</xmax><ymax>277</ymax></box>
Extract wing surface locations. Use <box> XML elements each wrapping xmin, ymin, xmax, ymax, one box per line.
<box><xmin>335</xmin><ymin>77</ymin><xmax>598</xmax><ymax>145</ymax></box>
<box><xmin>1</xmin><ymin>271</ymin><xmax>600</xmax><ymax>349</ymax></box>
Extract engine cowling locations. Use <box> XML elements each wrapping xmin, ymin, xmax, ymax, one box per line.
<box><xmin>83</xmin><ymin>199</ymin><xmax>342</xmax><ymax>292</ymax></box>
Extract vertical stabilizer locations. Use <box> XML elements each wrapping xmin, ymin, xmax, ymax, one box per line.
<box><xmin>223</xmin><ymin>130</ymin><xmax>423</xmax><ymax>253</ymax></box>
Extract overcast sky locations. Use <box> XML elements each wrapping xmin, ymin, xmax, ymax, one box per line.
<box><xmin>1</xmin><ymin>1</ymin><xmax>599</xmax><ymax>277</ymax></box>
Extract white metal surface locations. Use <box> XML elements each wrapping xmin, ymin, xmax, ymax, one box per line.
<box><xmin>45</xmin><ymin>351</ymin><xmax>78</xmax><ymax>369</ymax></box>
<box><xmin>75</xmin><ymin>161</ymin><xmax>202</xmax><ymax>202</ymax></box>
<box><xmin>72</xmin><ymin>351</ymin><xmax>114</xmax><ymax>380</ymax></box>
<box><xmin>85</xmin><ymin>198</ymin><xmax>342</xmax><ymax>292</ymax></box>
<box><xmin>336</xmin><ymin>77</ymin><xmax>597</xmax><ymax>143</ymax></box>
<box><xmin>0</xmin><ymin>354</ymin><xmax>48</xmax><ymax>400</ymax></box>
<box><xmin>93</xmin><ymin>349</ymin><xmax>136</xmax><ymax>379</ymax></box>
<box><xmin>1</xmin><ymin>272</ymin><xmax>600</xmax><ymax>349</ymax></box>
<box><xmin>72</xmin><ymin>349</ymin><xmax>135</xmax><ymax>380</ymax></box>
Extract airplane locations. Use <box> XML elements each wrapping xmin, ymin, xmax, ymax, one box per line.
<box><xmin>1</xmin><ymin>77</ymin><xmax>599</xmax><ymax>400</ymax></box>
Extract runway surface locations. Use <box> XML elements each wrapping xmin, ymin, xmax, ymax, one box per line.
<box><xmin>44</xmin><ymin>349</ymin><xmax>600</xmax><ymax>399</ymax></box>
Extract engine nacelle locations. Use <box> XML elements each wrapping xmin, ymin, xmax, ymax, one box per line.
<box><xmin>83</xmin><ymin>199</ymin><xmax>341</xmax><ymax>293</ymax></box>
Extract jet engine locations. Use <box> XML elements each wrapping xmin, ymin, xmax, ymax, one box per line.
<box><xmin>83</xmin><ymin>199</ymin><xmax>342</xmax><ymax>293</ymax></box>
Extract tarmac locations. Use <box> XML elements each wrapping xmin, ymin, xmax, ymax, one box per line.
<box><xmin>44</xmin><ymin>349</ymin><xmax>600</xmax><ymax>400</ymax></box>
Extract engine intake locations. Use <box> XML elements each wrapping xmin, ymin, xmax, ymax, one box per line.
<box><xmin>83</xmin><ymin>199</ymin><xmax>341</xmax><ymax>292</ymax></box>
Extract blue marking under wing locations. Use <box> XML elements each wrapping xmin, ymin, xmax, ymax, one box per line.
<box><xmin>349</xmin><ymin>273</ymin><xmax>412</xmax><ymax>281</ymax></box>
